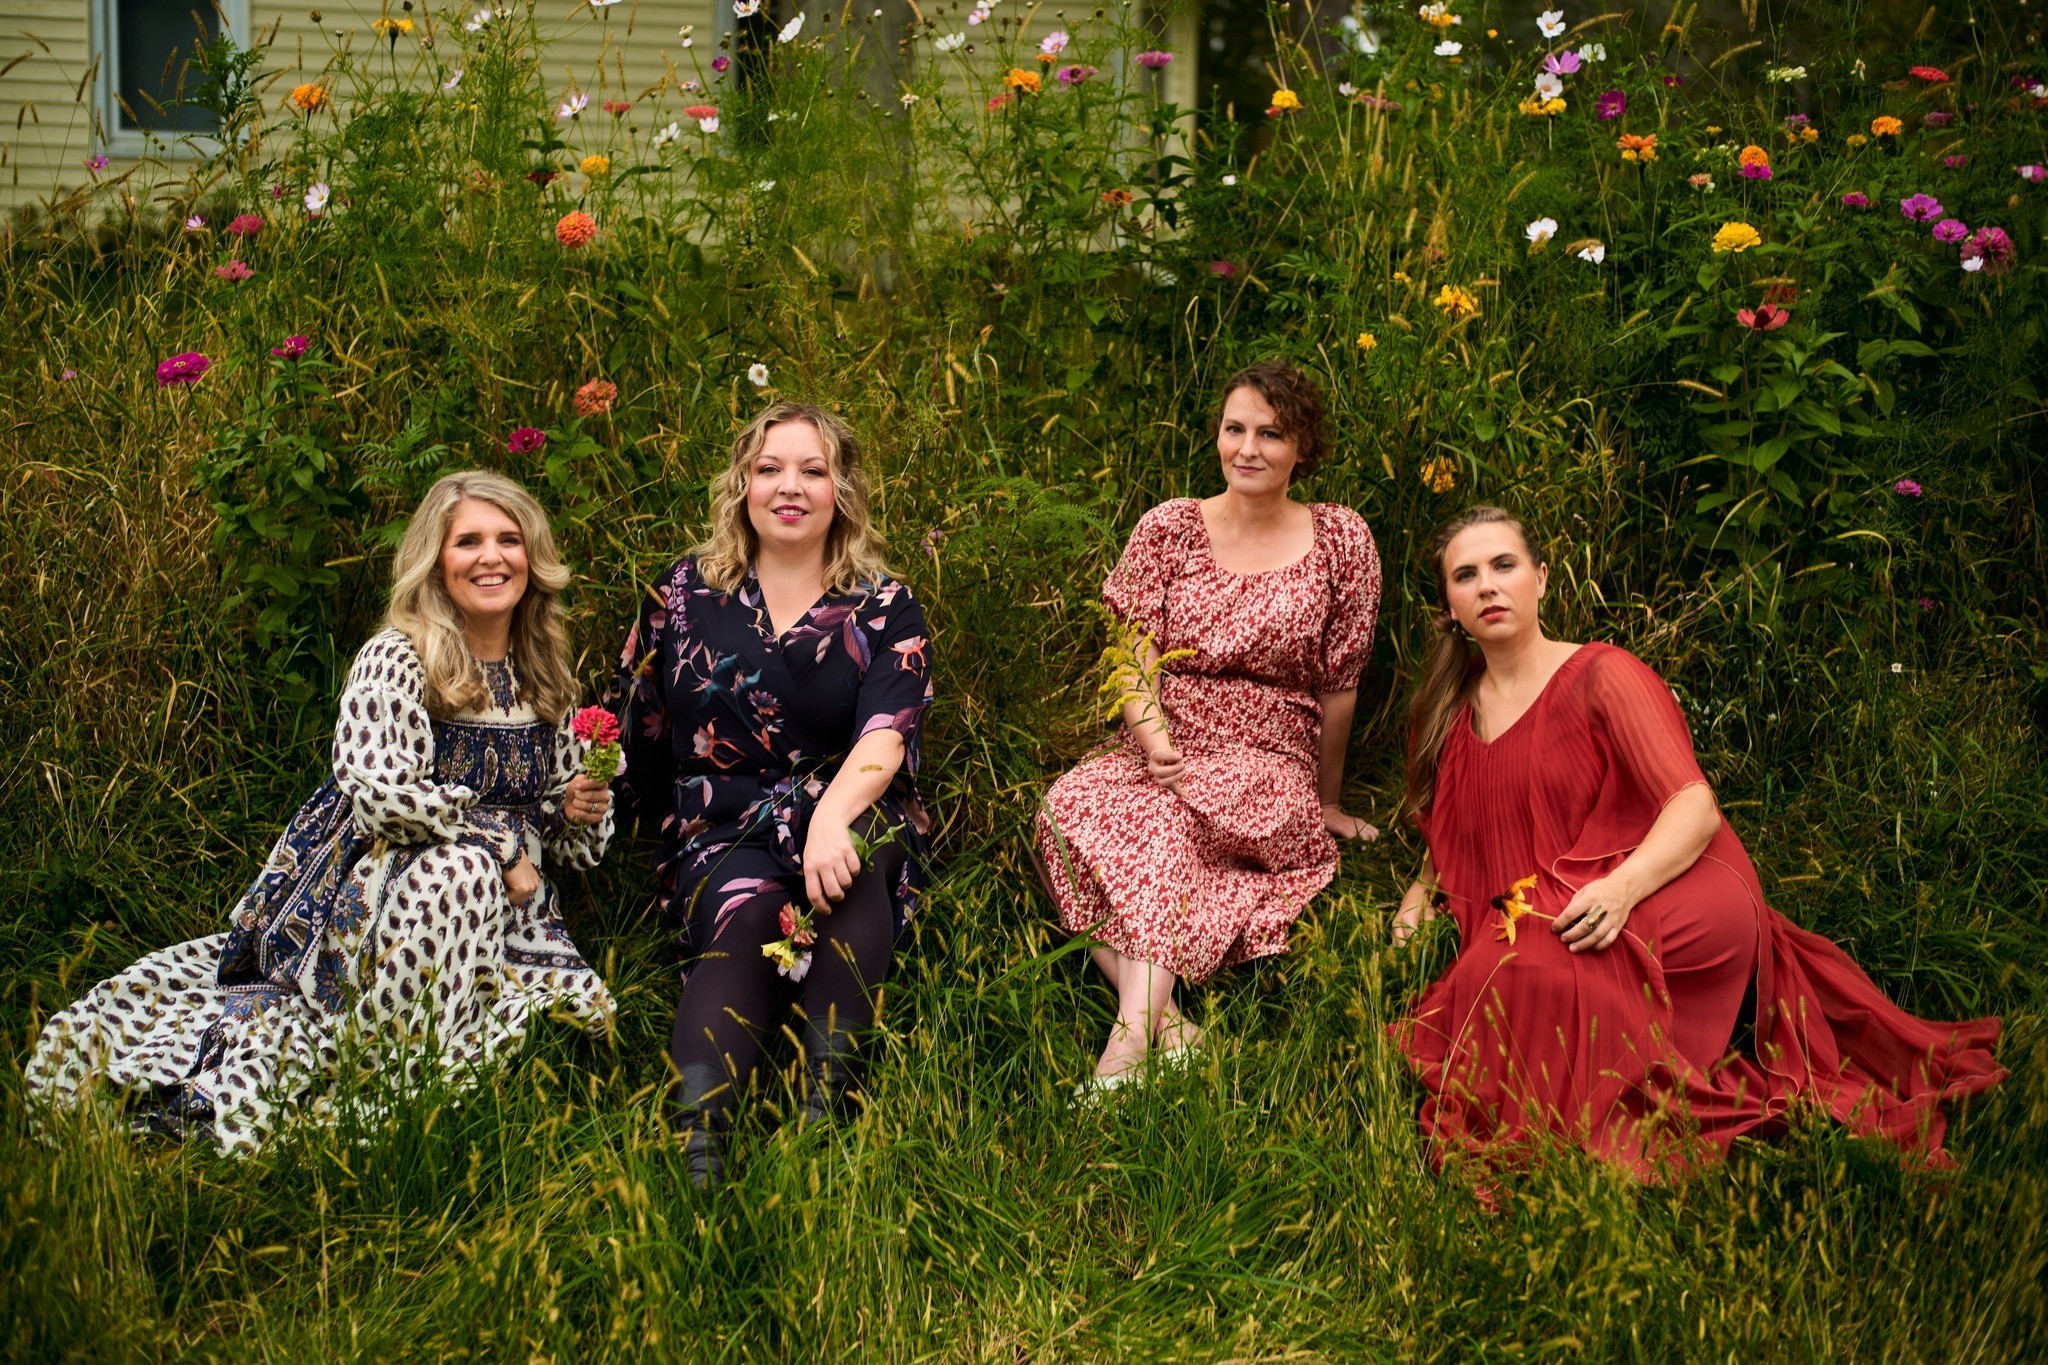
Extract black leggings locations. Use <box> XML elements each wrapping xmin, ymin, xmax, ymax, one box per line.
<box><xmin>668</xmin><ymin>843</ymin><xmax>902</xmax><ymax>1112</ymax></box>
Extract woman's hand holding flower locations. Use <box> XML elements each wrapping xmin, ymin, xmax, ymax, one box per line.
<box><xmin>563</xmin><ymin>772</ymin><xmax>611</xmax><ymax>827</ymax></box>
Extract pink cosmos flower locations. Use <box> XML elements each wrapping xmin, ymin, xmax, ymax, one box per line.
<box><xmin>1931</xmin><ymin>217</ymin><xmax>1968</xmax><ymax>243</ymax></box>
<box><xmin>712</xmin><ymin>54</ymin><xmax>731</xmax><ymax>73</ymax></box>
<box><xmin>2018</xmin><ymin>164</ymin><xmax>2048</xmax><ymax>183</ymax></box>
<box><xmin>86</xmin><ymin>152</ymin><xmax>110</xmax><ymax>172</ymax></box>
<box><xmin>213</xmin><ymin>260</ymin><xmax>254</xmax><ymax>282</ymax></box>
<box><xmin>226</xmin><ymin>213</ymin><xmax>263</xmax><ymax>238</ymax></box>
<box><xmin>60</xmin><ymin>368</ymin><xmax>78</xmax><ymax>381</ymax></box>
<box><xmin>1898</xmin><ymin>193</ymin><xmax>1942</xmax><ymax>221</ymax></box>
<box><xmin>1662</xmin><ymin>74</ymin><xmax>1683</xmax><ymax>88</ymax></box>
<box><xmin>1840</xmin><ymin>191</ymin><xmax>1871</xmax><ymax>207</ymax></box>
<box><xmin>1941</xmin><ymin>153</ymin><xmax>1969</xmax><ymax>169</ymax></box>
<box><xmin>156</xmin><ymin>352</ymin><xmax>210</xmax><ymax>386</ymax></box>
<box><xmin>1893</xmin><ymin>478</ymin><xmax>1923</xmax><ymax>497</ymax></box>
<box><xmin>507</xmin><ymin>426</ymin><xmax>547</xmax><ymax>454</ymax></box>
<box><xmin>270</xmin><ymin>335</ymin><xmax>310</xmax><ymax>359</ymax></box>
<box><xmin>1595</xmin><ymin>89</ymin><xmax>1625</xmax><ymax>119</ymax></box>
<box><xmin>1541</xmin><ymin>50</ymin><xmax>1582</xmax><ymax>76</ymax></box>
<box><xmin>1136</xmin><ymin>51</ymin><xmax>1173</xmax><ymax>69</ymax></box>
<box><xmin>1917</xmin><ymin>598</ymin><xmax>1937</xmax><ymax>611</ymax></box>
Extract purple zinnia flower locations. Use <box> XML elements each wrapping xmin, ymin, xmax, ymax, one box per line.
<box><xmin>1841</xmin><ymin>191</ymin><xmax>1871</xmax><ymax>208</ymax></box>
<box><xmin>156</xmin><ymin>352</ymin><xmax>210</xmax><ymax>386</ymax></box>
<box><xmin>1055</xmin><ymin>64</ymin><xmax>1098</xmax><ymax>86</ymax></box>
<box><xmin>1898</xmin><ymin>192</ymin><xmax>1943</xmax><ymax>221</ymax></box>
<box><xmin>1595</xmin><ymin>89</ymin><xmax>1626</xmax><ymax>120</ymax></box>
<box><xmin>2018</xmin><ymin>164</ymin><xmax>2048</xmax><ymax>183</ymax></box>
<box><xmin>711</xmin><ymin>54</ymin><xmax>731</xmax><ymax>73</ymax></box>
<box><xmin>270</xmin><ymin>335</ymin><xmax>310</xmax><ymax>359</ymax></box>
<box><xmin>1893</xmin><ymin>478</ymin><xmax>1923</xmax><ymax>497</ymax></box>
<box><xmin>1961</xmin><ymin>226</ymin><xmax>2015</xmax><ymax>275</ymax></box>
<box><xmin>1136</xmin><ymin>50</ymin><xmax>1172</xmax><ymax>70</ymax></box>
<box><xmin>1931</xmin><ymin>217</ymin><xmax>1968</xmax><ymax>242</ymax></box>
<box><xmin>1739</xmin><ymin>162</ymin><xmax>1773</xmax><ymax>180</ymax></box>
<box><xmin>1922</xmin><ymin>110</ymin><xmax>1953</xmax><ymax>128</ymax></box>
<box><xmin>507</xmin><ymin>426</ymin><xmax>547</xmax><ymax>454</ymax></box>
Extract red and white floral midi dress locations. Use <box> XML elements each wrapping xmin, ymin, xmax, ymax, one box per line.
<box><xmin>1036</xmin><ymin>498</ymin><xmax>1382</xmax><ymax>983</ymax></box>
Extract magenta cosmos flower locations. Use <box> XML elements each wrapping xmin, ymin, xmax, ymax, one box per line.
<box><xmin>1595</xmin><ymin>89</ymin><xmax>1626</xmax><ymax>119</ymax></box>
<box><xmin>156</xmin><ymin>352</ymin><xmax>210</xmax><ymax>386</ymax></box>
<box><xmin>711</xmin><ymin>54</ymin><xmax>731</xmax><ymax>73</ymax></box>
<box><xmin>1931</xmin><ymin>217</ymin><xmax>1969</xmax><ymax>243</ymax></box>
<box><xmin>213</xmin><ymin>260</ymin><xmax>254</xmax><ymax>282</ymax></box>
<box><xmin>270</xmin><ymin>335</ymin><xmax>310</xmax><ymax>359</ymax></box>
<box><xmin>1898</xmin><ymin>193</ymin><xmax>1942</xmax><ymax>221</ymax></box>
<box><xmin>1136</xmin><ymin>50</ymin><xmax>1172</xmax><ymax>69</ymax></box>
<box><xmin>1921</xmin><ymin>110</ymin><xmax>1953</xmax><ymax>128</ymax></box>
<box><xmin>2017</xmin><ymin>164</ymin><xmax>2048</xmax><ymax>183</ymax></box>
<box><xmin>507</xmin><ymin>426</ymin><xmax>547</xmax><ymax>454</ymax></box>
<box><xmin>1210</xmin><ymin>260</ymin><xmax>1238</xmax><ymax>278</ymax></box>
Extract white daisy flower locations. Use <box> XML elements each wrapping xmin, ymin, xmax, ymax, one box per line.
<box><xmin>748</xmin><ymin>362</ymin><xmax>771</xmax><ymax>386</ymax></box>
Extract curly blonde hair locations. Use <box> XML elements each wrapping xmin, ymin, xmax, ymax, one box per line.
<box><xmin>694</xmin><ymin>402</ymin><xmax>893</xmax><ymax>594</ymax></box>
<box><xmin>383</xmin><ymin>471</ymin><xmax>578</xmax><ymax>723</ymax></box>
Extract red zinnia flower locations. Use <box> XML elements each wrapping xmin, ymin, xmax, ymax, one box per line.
<box><xmin>507</xmin><ymin>426</ymin><xmax>547</xmax><ymax>454</ymax></box>
<box><xmin>1909</xmin><ymin>65</ymin><xmax>1949</xmax><ymax>83</ymax></box>
<box><xmin>683</xmin><ymin>104</ymin><xmax>719</xmax><ymax>120</ymax></box>
<box><xmin>226</xmin><ymin>213</ymin><xmax>263</xmax><ymax>238</ymax></box>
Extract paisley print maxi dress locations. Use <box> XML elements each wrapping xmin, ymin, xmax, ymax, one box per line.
<box><xmin>1036</xmin><ymin>498</ymin><xmax>1382</xmax><ymax>983</ymax></box>
<box><xmin>26</xmin><ymin>630</ymin><xmax>616</xmax><ymax>1154</ymax></box>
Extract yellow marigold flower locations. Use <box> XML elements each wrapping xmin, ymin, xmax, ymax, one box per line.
<box><xmin>1270</xmin><ymin>88</ymin><xmax>1303</xmax><ymax>111</ymax></box>
<box><xmin>1846</xmin><ymin>132</ymin><xmax>1868</xmax><ymax>147</ymax></box>
<box><xmin>1392</xmin><ymin>270</ymin><xmax>1412</xmax><ymax>283</ymax></box>
<box><xmin>289</xmin><ymin>83</ymin><xmax>329</xmax><ymax>112</ymax></box>
<box><xmin>1619</xmin><ymin>133</ymin><xmax>1659</xmax><ymax>163</ymax></box>
<box><xmin>1711</xmin><ymin>221</ymin><xmax>1762</xmax><ymax>253</ymax></box>
<box><xmin>1738</xmin><ymin>144</ymin><xmax>1769</xmax><ymax>167</ymax></box>
<box><xmin>580</xmin><ymin>154</ymin><xmax>611</xmax><ymax>177</ymax></box>
<box><xmin>1871</xmin><ymin>115</ymin><xmax>1903</xmax><ymax>136</ymax></box>
<box><xmin>1798</xmin><ymin>125</ymin><xmax>1819</xmax><ymax>143</ymax></box>
<box><xmin>1433</xmin><ymin>284</ymin><xmax>1479</xmax><ymax>320</ymax></box>
<box><xmin>1518</xmin><ymin>95</ymin><xmax>1567</xmax><ymax>117</ymax></box>
<box><xmin>1003</xmin><ymin>68</ymin><xmax>1042</xmax><ymax>94</ymax></box>
<box><xmin>1357</xmin><ymin>331</ymin><xmax>1378</xmax><ymax>351</ymax></box>
<box><xmin>1421</xmin><ymin>454</ymin><xmax>1459</xmax><ymax>494</ymax></box>
<box><xmin>1705</xmin><ymin>124</ymin><xmax>1723</xmax><ymax>135</ymax></box>
<box><xmin>1486</xmin><ymin>26</ymin><xmax>1498</xmax><ymax>37</ymax></box>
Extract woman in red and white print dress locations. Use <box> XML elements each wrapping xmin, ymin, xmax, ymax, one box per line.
<box><xmin>1037</xmin><ymin>361</ymin><xmax>1383</xmax><ymax>1097</ymax></box>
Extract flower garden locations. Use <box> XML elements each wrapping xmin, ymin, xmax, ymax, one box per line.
<box><xmin>2</xmin><ymin>0</ymin><xmax>2046</xmax><ymax>1356</ymax></box>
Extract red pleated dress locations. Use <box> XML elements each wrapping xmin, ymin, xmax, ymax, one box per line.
<box><xmin>1395</xmin><ymin>643</ymin><xmax>2005</xmax><ymax>1178</ymax></box>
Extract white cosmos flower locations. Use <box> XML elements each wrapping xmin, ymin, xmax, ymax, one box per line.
<box><xmin>778</xmin><ymin>11</ymin><xmax>804</xmax><ymax>41</ymax></box>
<box><xmin>591</xmin><ymin>0</ymin><xmax>622</xmax><ymax>7</ymax></box>
<box><xmin>756</xmin><ymin>179</ymin><xmax>776</xmax><ymax>190</ymax></box>
<box><xmin>1533</xmin><ymin>71</ymin><xmax>1563</xmax><ymax>99</ymax></box>
<box><xmin>557</xmin><ymin>92</ymin><xmax>589</xmax><ymax>119</ymax></box>
<box><xmin>935</xmin><ymin>31</ymin><xmax>965</xmax><ymax>51</ymax></box>
<box><xmin>1338</xmin><ymin>82</ymin><xmax>1357</xmax><ymax>97</ymax></box>
<box><xmin>465</xmin><ymin>8</ymin><xmax>491</xmax><ymax>31</ymax></box>
<box><xmin>1525</xmin><ymin>216</ymin><xmax>1557</xmax><ymax>245</ymax></box>
<box><xmin>698</xmin><ymin>114</ymin><xmax>720</xmax><ymax>133</ymax></box>
<box><xmin>900</xmin><ymin>91</ymin><xmax>919</xmax><ymax>105</ymax></box>
<box><xmin>1040</xmin><ymin>29</ymin><xmax>1068</xmax><ymax>55</ymax></box>
<box><xmin>682</xmin><ymin>37</ymin><xmax>692</xmax><ymax>46</ymax></box>
<box><xmin>748</xmin><ymin>362</ymin><xmax>771</xmax><ymax>386</ymax></box>
<box><xmin>968</xmin><ymin>7</ymin><xmax>988</xmax><ymax>22</ymax></box>
<box><xmin>305</xmin><ymin>181</ymin><xmax>330</xmax><ymax>213</ymax></box>
<box><xmin>734</xmin><ymin>0</ymin><xmax>760</xmax><ymax>14</ymax></box>
<box><xmin>184</xmin><ymin>214</ymin><xmax>205</xmax><ymax>231</ymax></box>
<box><xmin>1576</xmin><ymin>241</ymin><xmax>1605</xmax><ymax>263</ymax></box>
<box><xmin>1221</xmin><ymin>174</ymin><xmax>1237</xmax><ymax>186</ymax></box>
<box><xmin>1576</xmin><ymin>41</ymin><xmax>1605</xmax><ymax>61</ymax></box>
<box><xmin>443</xmin><ymin>68</ymin><xmax>464</xmax><ymax>91</ymax></box>
<box><xmin>1537</xmin><ymin>9</ymin><xmax>1566</xmax><ymax>38</ymax></box>
<box><xmin>652</xmin><ymin>121</ymin><xmax>681</xmax><ymax>146</ymax></box>
<box><xmin>1433</xmin><ymin>39</ymin><xmax>1462</xmax><ymax>56</ymax></box>
<box><xmin>1962</xmin><ymin>255</ymin><xmax>1985</xmax><ymax>273</ymax></box>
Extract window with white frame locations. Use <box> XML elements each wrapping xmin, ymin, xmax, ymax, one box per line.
<box><xmin>92</xmin><ymin>0</ymin><xmax>252</xmax><ymax>156</ymax></box>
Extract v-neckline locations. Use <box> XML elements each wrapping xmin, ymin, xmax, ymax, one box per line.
<box><xmin>1467</xmin><ymin>645</ymin><xmax>1589</xmax><ymax>746</ymax></box>
<box><xmin>749</xmin><ymin>569</ymin><xmax>830</xmax><ymax>644</ymax></box>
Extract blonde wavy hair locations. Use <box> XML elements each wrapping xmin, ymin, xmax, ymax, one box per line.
<box><xmin>384</xmin><ymin>471</ymin><xmax>578</xmax><ymax>723</ymax></box>
<box><xmin>694</xmin><ymin>402</ymin><xmax>893</xmax><ymax>594</ymax></box>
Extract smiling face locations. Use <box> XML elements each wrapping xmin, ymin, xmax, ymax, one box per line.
<box><xmin>1216</xmin><ymin>386</ymin><xmax>1301</xmax><ymax>495</ymax></box>
<box><xmin>439</xmin><ymin>497</ymin><xmax>530</xmax><ymax>631</ymax></box>
<box><xmin>1442</xmin><ymin>520</ymin><xmax>1548</xmax><ymax>643</ymax></box>
<box><xmin>745</xmin><ymin>419</ymin><xmax>837</xmax><ymax>558</ymax></box>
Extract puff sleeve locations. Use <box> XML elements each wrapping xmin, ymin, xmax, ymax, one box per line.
<box><xmin>331</xmin><ymin>631</ymin><xmax>523</xmax><ymax>866</ymax></box>
<box><xmin>1314</xmin><ymin>505</ymin><xmax>1383</xmax><ymax>694</ymax></box>
<box><xmin>1101</xmin><ymin>501</ymin><xmax>1192</xmax><ymax>640</ymax></box>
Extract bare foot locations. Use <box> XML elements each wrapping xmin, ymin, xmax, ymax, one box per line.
<box><xmin>1155</xmin><ymin>1012</ymin><xmax>1204</xmax><ymax>1055</ymax></box>
<box><xmin>1094</xmin><ymin>1021</ymin><xmax>1150</xmax><ymax>1079</ymax></box>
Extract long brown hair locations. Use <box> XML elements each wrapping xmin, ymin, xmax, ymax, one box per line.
<box><xmin>694</xmin><ymin>401</ymin><xmax>894</xmax><ymax>594</ymax></box>
<box><xmin>1401</xmin><ymin>504</ymin><xmax>1546</xmax><ymax>821</ymax></box>
<box><xmin>384</xmin><ymin>471</ymin><xmax>578</xmax><ymax>724</ymax></box>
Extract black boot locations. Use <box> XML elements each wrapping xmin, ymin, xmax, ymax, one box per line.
<box><xmin>670</xmin><ymin>1063</ymin><xmax>732</xmax><ymax>1188</ymax></box>
<box><xmin>794</xmin><ymin>1025</ymin><xmax>861</xmax><ymax>1126</ymax></box>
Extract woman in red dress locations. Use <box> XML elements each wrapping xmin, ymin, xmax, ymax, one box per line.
<box><xmin>1393</xmin><ymin>504</ymin><xmax>2005</xmax><ymax>1178</ymax></box>
<box><xmin>1037</xmin><ymin>362</ymin><xmax>1382</xmax><ymax>1098</ymax></box>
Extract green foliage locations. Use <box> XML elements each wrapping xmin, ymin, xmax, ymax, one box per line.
<box><xmin>0</xmin><ymin>0</ymin><xmax>2045</xmax><ymax>1357</ymax></box>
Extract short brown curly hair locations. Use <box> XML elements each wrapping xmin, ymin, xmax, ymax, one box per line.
<box><xmin>1213</xmin><ymin>360</ymin><xmax>1330</xmax><ymax>480</ymax></box>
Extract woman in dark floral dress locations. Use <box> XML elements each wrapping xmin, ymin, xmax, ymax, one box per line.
<box><xmin>611</xmin><ymin>402</ymin><xmax>932</xmax><ymax>1185</ymax></box>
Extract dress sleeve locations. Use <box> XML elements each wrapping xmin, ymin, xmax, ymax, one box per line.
<box><xmin>603</xmin><ymin>563</ymin><xmax>681</xmax><ymax>832</ymax></box>
<box><xmin>539</xmin><ymin>722</ymin><xmax>616</xmax><ymax>870</ymax></box>
<box><xmin>1101</xmin><ymin>502</ymin><xmax>1187</xmax><ymax>638</ymax></box>
<box><xmin>1584</xmin><ymin>648</ymin><xmax>1711</xmax><ymax>813</ymax></box>
<box><xmin>332</xmin><ymin>632</ymin><xmax>522</xmax><ymax>866</ymax></box>
<box><xmin>854</xmin><ymin>583</ymin><xmax>934</xmax><ymax>775</ymax></box>
<box><xmin>1315</xmin><ymin>506</ymin><xmax>1383</xmax><ymax>694</ymax></box>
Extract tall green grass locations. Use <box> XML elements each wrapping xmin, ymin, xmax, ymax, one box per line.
<box><xmin>2</xmin><ymin>0</ymin><xmax>2045</xmax><ymax>1357</ymax></box>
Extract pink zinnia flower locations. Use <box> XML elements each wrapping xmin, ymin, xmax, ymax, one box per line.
<box><xmin>1739</xmin><ymin>162</ymin><xmax>1772</xmax><ymax>180</ymax></box>
<box><xmin>1210</xmin><ymin>260</ymin><xmax>1238</xmax><ymax>278</ymax></box>
<box><xmin>270</xmin><ymin>335</ymin><xmax>310</xmax><ymax>359</ymax></box>
<box><xmin>1136</xmin><ymin>51</ymin><xmax>1173</xmax><ymax>69</ymax></box>
<box><xmin>1960</xmin><ymin>226</ymin><xmax>2015</xmax><ymax>274</ymax></box>
<box><xmin>1055</xmin><ymin>64</ymin><xmax>1098</xmax><ymax>86</ymax></box>
<box><xmin>1840</xmin><ymin>191</ymin><xmax>1871</xmax><ymax>207</ymax></box>
<box><xmin>213</xmin><ymin>260</ymin><xmax>254</xmax><ymax>282</ymax></box>
<box><xmin>1931</xmin><ymin>217</ymin><xmax>1968</xmax><ymax>243</ymax></box>
<box><xmin>573</xmin><ymin>377</ymin><xmax>618</xmax><ymax>417</ymax></box>
<box><xmin>1893</xmin><ymin>478</ymin><xmax>1923</xmax><ymax>497</ymax></box>
<box><xmin>507</xmin><ymin>426</ymin><xmax>547</xmax><ymax>454</ymax></box>
<box><xmin>226</xmin><ymin>213</ymin><xmax>263</xmax><ymax>238</ymax></box>
<box><xmin>570</xmin><ymin>705</ymin><xmax>621</xmax><ymax>745</ymax></box>
<box><xmin>156</xmin><ymin>352</ymin><xmax>210</xmax><ymax>386</ymax></box>
<box><xmin>1595</xmin><ymin>89</ymin><xmax>1625</xmax><ymax>120</ymax></box>
<box><xmin>1898</xmin><ymin>193</ymin><xmax>1943</xmax><ymax>221</ymax></box>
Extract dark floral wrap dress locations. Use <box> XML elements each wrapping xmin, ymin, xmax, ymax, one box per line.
<box><xmin>608</xmin><ymin>558</ymin><xmax>935</xmax><ymax>971</ymax></box>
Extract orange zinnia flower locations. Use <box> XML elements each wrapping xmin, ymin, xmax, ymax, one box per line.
<box><xmin>1871</xmin><ymin>115</ymin><xmax>1903</xmax><ymax>136</ymax></box>
<box><xmin>1003</xmin><ymin>68</ymin><xmax>1042</xmax><ymax>94</ymax></box>
<box><xmin>555</xmin><ymin>210</ymin><xmax>597</xmax><ymax>248</ymax></box>
<box><xmin>1618</xmin><ymin>133</ymin><xmax>1658</xmax><ymax>163</ymax></box>
<box><xmin>1739</xmin><ymin>143</ymin><xmax>1770</xmax><ymax>167</ymax></box>
<box><xmin>290</xmin><ymin>83</ymin><xmax>329</xmax><ymax>112</ymax></box>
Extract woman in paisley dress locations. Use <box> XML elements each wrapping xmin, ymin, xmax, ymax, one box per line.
<box><xmin>1392</xmin><ymin>504</ymin><xmax>2004</xmax><ymax>1180</ymax></box>
<box><xmin>610</xmin><ymin>402</ymin><xmax>932</xmax><ymax>1186</ymax></box>
<box><xmin>26</xmin><ymin>472</ymin><xmax>617</xmax><ymax>1154</ymax></box>
<box><xmin>1036</xmin><ymin>361</ymin><xmax>1383</xmax><ymax>1099</ymax></box>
